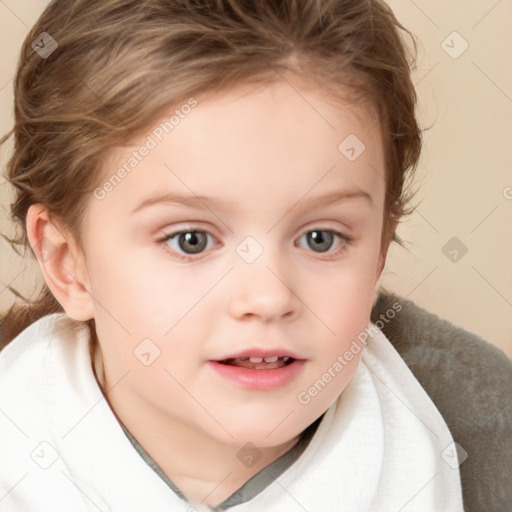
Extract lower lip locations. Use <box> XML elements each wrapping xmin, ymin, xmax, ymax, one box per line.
<box><xmin>207</xmin><ymin>360</ymin><xmax>306</xmax><ymax>390</ymax></box>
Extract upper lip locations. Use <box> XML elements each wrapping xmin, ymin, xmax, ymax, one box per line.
<box><xmin>211</xmin><ymin>348</ymin><xmax>305</xmax><ymax>361</ymax></box>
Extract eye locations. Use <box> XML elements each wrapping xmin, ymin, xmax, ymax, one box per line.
<box><xmin>295</xmin><ymin>229</ymin><xmax>350</xmax><ymax>259</ymax></box>
<box><xmin>159</xmin><ymin>229</ymin><xmax>216</xmax><ymax>260</ymax></box>
<box><xmin>158</xmin><ymin>227</ymin><xmax>351</xmax><ymax>262</ymax></box>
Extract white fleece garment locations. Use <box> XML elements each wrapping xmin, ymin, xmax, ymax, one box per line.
<box><xmin>0</xmin><ymin>314</ymin><xmax>464</xmax><ymax>511</ymax></box>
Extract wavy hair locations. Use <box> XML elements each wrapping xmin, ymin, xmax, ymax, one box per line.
<box><xmin>0</xmin><ymin>0</ymin><xmax>422</xmax><ymax>346</ymax></box>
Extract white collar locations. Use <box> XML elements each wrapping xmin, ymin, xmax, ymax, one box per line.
<box><xmin>0</xmin><ymin>314</ymin><xmax>464</xmax><ymax>511</ymax></box>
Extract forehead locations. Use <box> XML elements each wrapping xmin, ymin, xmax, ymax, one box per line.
<box><xmin>93</xmin><ymin>79</ymin><xmax>385</xmax><ymax>219</ymax></box>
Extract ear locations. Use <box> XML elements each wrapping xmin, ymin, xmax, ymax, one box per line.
<box><xmin>26</xmin><ymin>204</ymin><xmax>94</xmax><ymax>321</ymax></box>
<box><xmin>374</xmin><ymin>217</ymin><xmax>399</xmax><ymax>283</ymax></box>
<box><xmin>375</xmin><ymin>240</ymin><xmax>391</xmax><ymax>281</ymax></box>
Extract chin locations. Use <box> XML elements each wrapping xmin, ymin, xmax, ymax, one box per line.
<box><xmin>206</xmin><ymin>418</ymin><xmax>307</xmax><ymax>450</ymax></box>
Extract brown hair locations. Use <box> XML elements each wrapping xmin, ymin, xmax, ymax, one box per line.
<box><xmin>0</xmin><ymin>0</ymin><xmax>422</xmax><ymax>347</ymax></box>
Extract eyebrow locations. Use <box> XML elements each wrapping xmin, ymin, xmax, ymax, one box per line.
<box><xmin>130</xmin><ymin>188</ymin><xmax>372</xmax><ymax>215</ymax></box>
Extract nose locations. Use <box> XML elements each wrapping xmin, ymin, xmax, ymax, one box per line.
<box><xmin>227</xmin><ymin>243</ymin><xmax>298</xmax><ymax>323</ymax></box>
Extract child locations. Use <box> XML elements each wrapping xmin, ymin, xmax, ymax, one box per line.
<box><xmin>0</xmin><ymin>0</ymin><xmax>466</xmax><ymax>510</ymax></box>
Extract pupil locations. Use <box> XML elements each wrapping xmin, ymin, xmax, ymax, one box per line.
<box><xmin>309</xmin><ymin>230</ymin><xmax>333</xmax><ymax>252</ymax></box>
<box><xmin>180</xmin><ymin>231</ymin><xmax>207</xmax><ymax>254</ymax></box>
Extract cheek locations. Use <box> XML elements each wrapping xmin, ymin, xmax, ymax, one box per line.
<box><xmin>304</xmin><ymin>257</ymin><xmax>380</xmax><ymax>365</ymax></box>
<box><xmin>86</xmin><ymin>247</ymin><xmax>220</xmax><ymax>374</ymax></box>
<box><xmin>311</xmin><ymin>253</ymin><xmax>380</xmax><ymax>319</ymax></box>
<box><xmin>85</xmin><ymin>242</ymin><xmax>172</xmax><ymax>324</ymax></box>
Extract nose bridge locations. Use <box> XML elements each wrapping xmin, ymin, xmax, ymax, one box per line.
<box><xmin>228</xmin><ymin>234</ymin><xmax>296</xmax><ymax>320</ymax></box>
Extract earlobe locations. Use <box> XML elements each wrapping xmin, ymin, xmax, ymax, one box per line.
<box><xmin>26</xmin><ymin>204</ymin><xmax>94</xmax><ymax>321</ymax></box>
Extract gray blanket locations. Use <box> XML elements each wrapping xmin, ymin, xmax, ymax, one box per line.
<box><xmin>372</xmin><ymin>290</ymin><xmax>512</xmax><ymax>512</ymax></box>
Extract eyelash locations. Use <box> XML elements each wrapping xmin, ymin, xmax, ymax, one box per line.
<box><xmin>157</xmin><ymin>226</ymin><xmax>352</xmax><ymax>262</ymax></box>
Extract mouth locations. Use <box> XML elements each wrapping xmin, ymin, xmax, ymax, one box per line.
<box><xmin>215</xmin><ymin>355</ymin><xmax>296</xmax><ymax>370</ymax></box>
<box><xmin>208</xmin><ymin>350</ymin><xmax>306</xmax><ymax>390</ymax></box>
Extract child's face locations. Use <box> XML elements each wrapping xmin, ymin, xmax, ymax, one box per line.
<box><xmin>79</xmin><ymin>79</ymin><xmax>387</xmax><ymax>447</ymax></box>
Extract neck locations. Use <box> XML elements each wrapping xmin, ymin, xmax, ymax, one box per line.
<box><xmin>109</xmin><ymin>389</ymin><xmax>300</xmax><ymax>507</ymax></box>
<box><xmin>92</xmin><ymin>346</ymin><xmax>301</xmax><ymax>508</ymax></box>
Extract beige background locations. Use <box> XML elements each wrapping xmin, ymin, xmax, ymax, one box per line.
<box><xmin>1</xmin><ymin>1</ymin><xmax>511</xmax><ymax>357</ymax></box>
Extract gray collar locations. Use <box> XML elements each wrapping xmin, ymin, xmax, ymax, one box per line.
<box><xmin>120</xmin><ymin>414</ymin><xmax>323</xmax><ymax>510</ymax></box>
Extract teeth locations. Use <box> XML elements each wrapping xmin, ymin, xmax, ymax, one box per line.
<box><xmin>248</xmin><ymin>356</ymin><xmax>281</xmax><ymax>363</ymax></box>
<box><xmin>225</xmin><ymin>356</ymin><xmax>293</xmax><ymax>365</ymax></box>
<box><xmin>219</xmin><ymin>355</ymin><xmax>296</xmax><ymax>369</ymax></box>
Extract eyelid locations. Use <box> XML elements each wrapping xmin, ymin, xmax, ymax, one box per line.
<box><xmin>157</xmin><ymin>223</ymin><xmax>352</xmax><ymax>261</ymax></box>
<box><xmin>158</xmin><ymin>225</ymin><xmax>218</xmax><ymax>261</ymax></box>
<box><xmin>294</xmin><ymin>229</ymin><xmax>351</xmax><ymax>261</ymax></box>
